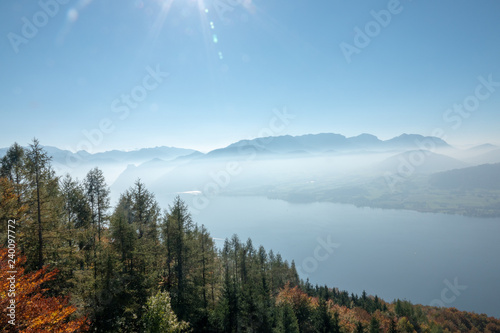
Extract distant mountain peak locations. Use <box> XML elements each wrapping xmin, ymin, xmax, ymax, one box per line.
<box><xmin>354</xmin><ymin>133</ymin><xmax>378</xmax><ymax>138</ymax></box>
<box><xmin>218</xmin><ymin>132</ymin><xmax>451</xmax><ymax>157</ymax></box>
<box><xmin>386</xmin><ymin>133</ymin><xmax>450</xmax><ymax>148</ymax></box>
<box><xmin>468</xmin><ymin>143</ymin><xmax>497</xmax><ymax>151</ymax></box>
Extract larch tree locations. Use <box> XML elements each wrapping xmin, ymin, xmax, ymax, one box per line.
<box><xmin>162</xmin><ymin>195</ymin><xmax>195</xmax><ymax>321</ymax></box>
<box><xmin>83</xmin><ymin>167</ymin><xmax>111</xmax><ymax>325</ymax></box>
<box><xmin>129</xmin><ymin>179</ymin><xmax>161</xmax><ymax>283</ymax></box>
<box><xmin>59</xmin><ymin>174</ymin><xmax>93</xmax><ymax>306</ymax></box>
<box><xmin>84</xmin><ymin>167</ymin><xmax>110</xmax><ymax>252</ymax></box>
<box><xmin>24</xmin><ymin>138</ymin><xmax>59</xmax><ymax>271</ymax></box>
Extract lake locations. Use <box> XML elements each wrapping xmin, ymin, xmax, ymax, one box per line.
<box><xmin>165</xmin><ymin>194</ymin><xmax>500</xmax><ymax>319</ymax></box>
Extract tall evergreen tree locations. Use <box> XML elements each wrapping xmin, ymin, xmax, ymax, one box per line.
<box><xmin>83</xmin><ymin>167</ymin><xmax>113</xmax><ymax>328</ymax></box>
<box><xmin>162</xmin><ymin>196</ymin><xmax>194</xmax><ymax>320</ymax></box>
<box><xmin>100</xmin><ymin>192</ymin><xmax>140</xmax><ymax>332</ymax></box>
<box><xmin>192</xmin><ymin>224</ymin><xmax>216</xmax><ymax>331</ymax></box>
<box><xmin>219</xmin><ymin>238</ymin><xmax>239</xmax><ymax>332</ymax></box>
<box><xmin>58</xmin><ymin>174</ymin><xmax>92</xmax><ymax>293</ymax></box>
<box><xmin>273</xmin><ymin>303</ymin><xmax>300</xmax><ymax>333</ymax></box>
<box><xmin>369</xmin><ymin>315</ymin><xmax>381</xmax><ymax>333</ymax></box>
<box><xmin>84</xmin><ymin>167</ymin><xmax>110</xmax><ymax>248</ymax></box>
<box><xmin>24</xmin><ymin>138</ymin><xmax>56</xmax><ymax>270</ymax></box>
<box><xmin>130</xmin><ymin>179</ymin><xmax>161</xmax><ymax>286</ymax></box>
<box><xmin>314</xmin><ymin>299</ymin><xmax>340</xmax><ymax>333</ymax></box>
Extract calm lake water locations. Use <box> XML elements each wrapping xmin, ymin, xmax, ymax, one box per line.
<box><xmin>160</xmin><ymin>194</ymin><xmax>500</xmax><ymax>318</ymax></box>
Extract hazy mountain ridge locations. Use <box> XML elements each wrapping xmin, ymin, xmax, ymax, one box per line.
<box><xmin>0</xmin><ymin>145</ymin><xmax>198</xmax><ymax>163</ymax></box>
<box><xmin>3</xmin><ymin>133</ymin><xmax>498</xmax><ymax>217</ymax></box>
<box><xmin>0</xmin><ymin>132</ymin><xmax>465</xmax><ymax>164</ymax></box>
<box><xmin>377</xmin><ymin>150</ymin><xmax>468</xmax><ymax>174</ymax></box>
<box><xmin>430</xmin><ymin>163</ymin><xmax>500</xmax><ymax>190</ymax></box>
<box><xmin>0</xmin><ymin>144</ymin><xmax>199</xmax><ymax>184</ymax></box>
<box><xmin>465</xmin><ymin>148</ymin><xmax>500</xmax><ymax>165</ymax></box>
<box><xmin>242</xmin><ymin>163</ymin><xmax>500</xmax><ymax>218</ymax></box>
<box><xmin>468</xmin><ymin>143</ymin><xmax>498</xmax><ymax>151</ymax></box>
<box><xmin>223</xmin><ymin>133</ymin><xmax>450</xmax><ymax>155</ymax></box>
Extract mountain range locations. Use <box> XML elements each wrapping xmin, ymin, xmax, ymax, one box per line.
<box><xmin>207</xmin><ymin>133</ymin><xmax>451</xmax><ymax>157</ymax></box>
<box><xmin>2</xmin><ymin>132</ymin><xmax>499</xmax><ymax>217</ymax></box>
<box><xmin>2</xmin><ymin>133</ymin><xmax>498</xmax><ymax>194</ymax></box>
<box><xmin>0</xmin><ymin>133</ymin><xmax>485</xmax><ymax>166</ymax></box>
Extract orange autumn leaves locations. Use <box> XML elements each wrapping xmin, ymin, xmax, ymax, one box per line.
<box><xmin>0</xmin><ymin>249</ymin><xmax>88</xmax><ymax>332</ymax></box>
<box><xmin>275</xmin><ymin>284</ymin><xmax>500</xmax><ymax>333</ymax></box>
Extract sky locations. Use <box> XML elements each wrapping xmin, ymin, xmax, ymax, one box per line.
<box><xmin>1</xmin><ymin>0</ymin><xmax>500</xmax><ymax>153</ymax></box>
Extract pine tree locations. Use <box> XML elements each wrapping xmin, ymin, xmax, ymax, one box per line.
<box><xmin>96</xmin><ymin>181</ymin><xmax>161</xmax><ymax>332</ymax></box>
<box><xmin>24</xmin><ymin>139</ymin><xmax>62</xmax><ymax>271</ymax></box>
<box><xmin>314</xmin><ymin>299</ymin><xmax>340</xmax><ymax>333</ymax></box>
<box><xmin>273</xmin><ymin>303</ymin><xmax>300</xmax><ymax>333</ymax></box>
<box><xmin>256</xmin><ymin>245</ymin><xmax>273</xmax><ymax>333</ymax></box>
<box><xmin>129</xmin><ymin>179</ymin><xmax>161</xmax><ymax>288</ymax></box>
<box><xmin>101</xmin><ymin>192</ymin><xmax>141</xmax><ymax>332</ymax></box>
<box><xmin>162</xmin><ymin>195</ymin><xmax>194</xmax><ymax>320</ymax></box>
<box><xmin>58</xmin><ymin>174</ymin><xmax>92</xmax><ymax>293</ymax></box>
<box><xmin>84</xmin><ymin>167</ymin><xmax>110</xmax><ymax>254</ymax></box>
<box><xmin>25</xmin><ymin>139</ymin><xmax>52</xmax><ymax>269</ymax></box>
<box><xmin>193</xmin><ymin>224</ymin><xmax>216</xmax><ymax>330</ymax></box>
<box><xmin>370</xmin><ymin>315</ymin><xmax>381</xmax><ymax>333</ymax></box>
<box><xmin>111</xmin><ymin>193</ymin><xmax>136</xmax><ymax>272</ymax></box>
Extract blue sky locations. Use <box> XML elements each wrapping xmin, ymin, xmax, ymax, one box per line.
<box><xmin>1</xmin><ymin>0</ymin><xmax>500</xmax><ymax>152</ymax></box>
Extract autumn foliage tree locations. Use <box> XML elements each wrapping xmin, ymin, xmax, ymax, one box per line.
<box><xmin>3</xmin><ymin>140</ymin><xmax>500</xmax><ymax>332</ymax></box>
<box><xmin>0</xmin><ymin>248</ymin><xmax>88</xmax><ymax>332</ymax></box>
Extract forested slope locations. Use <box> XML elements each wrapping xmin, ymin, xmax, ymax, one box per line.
<box><xmin>1</xmin><ymin>141</ymin><xmax>500</xmax><ymax>332</ymax></box>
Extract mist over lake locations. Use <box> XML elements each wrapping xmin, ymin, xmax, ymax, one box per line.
<box><xmin>3</xmin><ymin>0</ymin><xmax>500</xmax><ymax>330</ymax></box>
<box><xmin>175</xmin><ymin>194</ymin><xmax>500</xmax><ymax>318</ymax></box>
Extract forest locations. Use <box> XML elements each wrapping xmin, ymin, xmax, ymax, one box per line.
<box><xmin>1</xmin><ymin>139</ymin><xmax>500</xmax><ymax>332</ymax></box>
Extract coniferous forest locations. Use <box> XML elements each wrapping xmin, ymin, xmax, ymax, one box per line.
<box><xmin>2</xmin><ymin>140</ymin><xmax>500</xmax><ymax>332</ymax></box>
